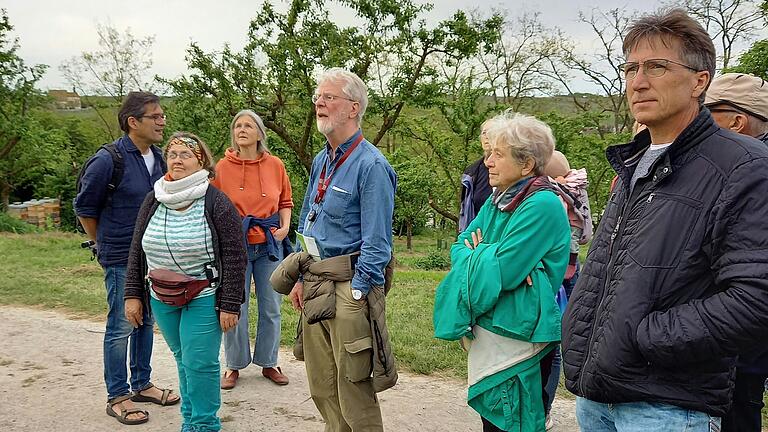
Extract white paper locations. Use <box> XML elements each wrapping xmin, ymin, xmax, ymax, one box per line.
<box><xmin>296</xmin><ymin>232</ymin><xmax>322</xmax><ymax>261</ymax></box>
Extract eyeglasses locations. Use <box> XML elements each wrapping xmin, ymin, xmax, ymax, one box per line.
<box><xmin>311</xmin><ymin>93</ymin><xmax>356</xmax><ymax>104</ymax></box>
<box><xmin>618</xmin><ymin>59</ymin><xmax>699</xmax><ymax>80</ymax></box>
<box><xmin>166</xmin><ymin>151</ymin><xmax>195</xmax><ymax>160</ymax></box>
<box><xmin>139</xmin><ymin>114</ymin><xmax>167</xmax><ymax>123</ymax></box>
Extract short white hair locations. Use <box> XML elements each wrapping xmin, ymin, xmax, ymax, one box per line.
<box><xmin>485</xmin><ymin>110</ymin><xmax>555</xmax><ymax>175</ymax></box>
<box><xmin>316</xmin><ymin>68</ymin><xmax>369</xmax><ymax>125</ymax></box>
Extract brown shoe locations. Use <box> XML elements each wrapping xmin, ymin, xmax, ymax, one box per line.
<box><xmin>262</xmin><ymin>367</ymin><xmax>289</xmax><ymax>385</ymax></box>
<box><xmin>221</xmin><ymin>369</ymin><xmax>239</xmax><ymax>390</ymax></box>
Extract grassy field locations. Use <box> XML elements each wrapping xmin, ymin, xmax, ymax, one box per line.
<box><xmin>0</xmin><ymin>230</ymin><xmax>466</xmax><ymax>378</ymax></box>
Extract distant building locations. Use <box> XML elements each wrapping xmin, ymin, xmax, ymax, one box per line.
<box><xmin>48</xmin><ymin>89</ymin><xmax>82</xmax><ymax>110</ymax></box>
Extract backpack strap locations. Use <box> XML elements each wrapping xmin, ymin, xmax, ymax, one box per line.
<box><xmin>101</xmin><ymin>142</ymin><xmax>124</xmax><ymax>206</ymax></box>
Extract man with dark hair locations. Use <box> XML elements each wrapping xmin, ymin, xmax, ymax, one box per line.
<box><xmin>704</xmin><ymin>72</ymin><xmax>768</xmax><ymax>432</ymax></box>
<box><xmin>562</xmin><ymin>9</ymin><xmax>768</xmax><ymax>431</ymax></box>
<box><xmin>75</xmin><ymin>91</ymin><xmax>178</xmax><ymax>424</ymax></box>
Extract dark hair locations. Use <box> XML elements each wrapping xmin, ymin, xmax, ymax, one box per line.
<box><xmin>623</xmin><ymin>9</ymin><xmax>715</xmax><ymax>102</ymax></box>
<box><xmin>164</xmin><ymin>131</ymin><xmax>216</xmax><ymax>179</ymax></box>
<box><xmin>118</xmin><ymin>91</ymin><xmax>160</xmax><ymax>133</ymax></box>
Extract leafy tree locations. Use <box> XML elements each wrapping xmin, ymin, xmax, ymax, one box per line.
<box><xmin>162</xmin><ymin>0</ymin><xmax>500</xmax><ymax>195</ymax></box>
<box><xmin>725</xmin><ymin>39</ymin><xmax>768</xmax><ymax>80</ymax></box>
<box><xmin>0</xmin><ymin>9</ymin><xmax>46</xmax><ymax>209</ymax></box>
<box><xmin>391</xmin><ymin>150</ymin><xmax>432</xmax><ymax>250</ymax></box>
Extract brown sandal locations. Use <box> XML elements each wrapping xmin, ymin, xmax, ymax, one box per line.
<box><xmin>131</xmin><ymin>382</ymin><xmax>180</xmax><ymax>406</ymax></box>
<box><xmin>106</xmin><ymin>394</ymin><xmax>149</xmax><ymax>425</ymax></box>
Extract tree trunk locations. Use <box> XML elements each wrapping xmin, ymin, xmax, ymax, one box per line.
<box><xmin>1</xmin><ymin>181</ymin><xmax>10</xmax><ymax>212</ymax></box>
<box><xmin>406</xmin><ymin>220</ymin><xmax>413</xmax><ymax>252</ymax></box>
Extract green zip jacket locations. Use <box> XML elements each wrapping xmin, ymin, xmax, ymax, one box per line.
<box><xmin>433</xmin><ymin>189</ymin><xmax>570</xmax><ymax>431</ymax></box>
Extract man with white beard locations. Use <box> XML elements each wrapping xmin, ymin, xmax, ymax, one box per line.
<box><xmin>289</xmin><ymin>68</ymin><xmax>397</xmax><ymax>431</ymax></box>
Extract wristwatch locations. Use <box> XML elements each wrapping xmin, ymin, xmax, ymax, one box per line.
<box><xmin>352</xmin><ymin>289</ymin><xmax>364</xmax><ymax>300</ymax></box>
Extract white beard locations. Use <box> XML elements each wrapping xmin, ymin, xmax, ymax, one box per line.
<box><xmin>317</xmin><ymin>118</ymin><xmax>335</xmax><ymax>135</ymax></box>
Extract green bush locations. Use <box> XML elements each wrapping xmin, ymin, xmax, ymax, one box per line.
<box><xmin>0</xmin><ymin>212</ymin><xmax>41</xmax><ymax>233</ymax></box>
<box><xmin>413</xmin><ymin>249</ymin><xmax>451</xmax><ymax>271</ymax></box>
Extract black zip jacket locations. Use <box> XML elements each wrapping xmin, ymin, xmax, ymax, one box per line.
<box><xmin>562</xmin><ymin>108</ymin><xmax>768</xmax><ymax>416</ymax></box>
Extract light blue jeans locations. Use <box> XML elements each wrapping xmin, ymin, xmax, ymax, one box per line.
<box><xmin>576</xmin><ymin>397</ymin><xmax>721</xmax><ymax>432</ymax></box>
<box><xmin>152</xmin><ymin>295</ymin><xmax>222</xmax><ymax>432</ymax></box>
<box><xmin>223</xmin><ymin>243</ymin><xmax>283</xmax><ymax>370</ymax></box>
<box><xmin>103</xmin><ymin>265</ymin><xmax>154</xmax><ymax>399</ymax></box>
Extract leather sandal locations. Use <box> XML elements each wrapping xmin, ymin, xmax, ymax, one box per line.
<box><xmin>221</xmin><ymin>369</ymin><xmax>239</xmax><ymax>390</ymax></box>
<box><xmin>131</xmin><ymin>382</ymin><xmax>180</xmax><ymax>406</ymax></box>
<box><xmin>262</xmin><ymin>367</ymin><xmax>289</xmax><ymax>385</ymax></box>
<box><xmin>107</xmin><ymin>394</ymin><xmax>149</xmax><ymax>425</ymax></box>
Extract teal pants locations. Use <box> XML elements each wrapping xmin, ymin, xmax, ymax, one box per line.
<box><xmin>151</xmin><ymin>295</ymin><xmax>222</xmax><ymax>432</ymax></box>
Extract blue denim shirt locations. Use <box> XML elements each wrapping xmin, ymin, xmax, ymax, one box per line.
<box><xmin>297</xmin><ymin>130</ymin><xmax>397</xmax><ymax>294</ymax></box>
<box><xmin>74</xmin><ymin>135</ymin><xmax>166</xmax><ymax>267</ymax></box>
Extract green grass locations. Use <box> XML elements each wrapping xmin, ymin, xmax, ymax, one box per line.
<box><xmin>0</xmin><ymin>231</ymin><xmax>465</xmax><ymax>378</ymax></box>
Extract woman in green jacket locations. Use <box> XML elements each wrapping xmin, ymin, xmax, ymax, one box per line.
<box><xmin>434</xmin><ymin>111</ymin><xmax>571</xmax><ymax>432</ymax></box>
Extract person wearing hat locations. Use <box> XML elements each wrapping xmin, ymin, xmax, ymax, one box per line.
<box><xmin>212</xmin><ymin>109</ymin><xmax>294</xmax><ymax>389</ymax></box>
<box><xmin>704</xmin><ymin>73</ymin><xmax>768</xmax><ymax>432</ymax></box>
<box><xmin>705</xmin><ymin>73</ymin><xmax>768</xmax><ymax>145</ymax></box>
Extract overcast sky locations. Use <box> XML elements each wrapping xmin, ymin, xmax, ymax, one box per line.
<box><xmin>3</xmin><ymin>0</ymin><xmax>762</xmax><ymax>93</ymax></box>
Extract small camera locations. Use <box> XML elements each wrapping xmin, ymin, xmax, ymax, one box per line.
<box><xmin>204</xmin><ymin>262</ymin><xmax>219</xmax><ymax>283</ymax></box>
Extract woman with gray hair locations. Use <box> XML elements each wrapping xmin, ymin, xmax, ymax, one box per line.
<box><xmin>434</xmin><ymin>111</ymin><xmax>571</xmax><ymax>431</ymax></box>
<box><xmin>211</xmin><ymin>109</ymin><xmax>294</xmax><ymax>389</ymax></box>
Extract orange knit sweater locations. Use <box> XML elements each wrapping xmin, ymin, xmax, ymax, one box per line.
<box><xmin>211</xmin><ymin>148</ymin><xmax>293</xmax><ymax>245</ymax></box>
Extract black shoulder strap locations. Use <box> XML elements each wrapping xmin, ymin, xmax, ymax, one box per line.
<box><xmin>101</xmin><ymin>142</ymin><xmax>124</xmax><ymax>204</ymax></box>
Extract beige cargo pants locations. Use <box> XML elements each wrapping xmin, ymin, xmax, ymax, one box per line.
<box><xmin>303</xmin><ymin>280</ymin><xmax>383</xmax><ymax>432</ymax></box>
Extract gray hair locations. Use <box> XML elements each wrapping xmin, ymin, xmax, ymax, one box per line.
<box><xmin>230</xmin><ymin>109</ymin><xmax>269</xmax><ymax>153</ymax></box>
<box><xmin>623</xmin><ymin>9</ymin><xmax>715</xmax><ymax>103</ymax></box>
<box><xmin>316</xmin><ymin>68</ymin><xmax>369</xmax><ymax>125</ymax></box>
<box><xmin>485</xmin><ymin>110</ymin><xmax>555</xmax><ymax>176</ymax></box>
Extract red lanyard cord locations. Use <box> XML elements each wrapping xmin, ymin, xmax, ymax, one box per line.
<box><xmin>314</xmin><ymin>134</ymin><xmax>364</xmax><ymax>204</ymax></box>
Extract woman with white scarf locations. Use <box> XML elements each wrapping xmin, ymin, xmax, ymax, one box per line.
<box><xmin>124</xmin><ymin>132</ymin><xmax>247</xmax><ymax>432</ymax></box>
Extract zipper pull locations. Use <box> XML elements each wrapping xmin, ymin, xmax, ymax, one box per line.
<box><xmin>646</xmin><ymin>193</ymin><xmax>655</xmax><ymax>203</ymax></box>
<box><xmin>611</xmin><ymin>216</ymin><xmax>622</xmax><ymax>241</ymax></box>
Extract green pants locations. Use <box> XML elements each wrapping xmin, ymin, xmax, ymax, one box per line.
<box><xmin>151</xmin><ymin>295</ymin><xmax>222</xmax><ymax>432</ymax></box>
<box><xmin>303</xmin><ymin>281</ymin><xmax>383</xmax><ymax>432</ymax></box>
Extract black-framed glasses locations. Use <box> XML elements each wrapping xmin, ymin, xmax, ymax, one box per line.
<box><xmin>139</xmin><ymin>113</ymin><xmax>167</xmax><ymax>123</ymax></box>
<box><xmin>618</xmin><ymin>59</ymin><xmax>700</xmax><ymax>80</ymax></box>
<box><xmin>311</xmin><ymin>93</ymin><xmax>357</xmax><ymax>104</ymax></box>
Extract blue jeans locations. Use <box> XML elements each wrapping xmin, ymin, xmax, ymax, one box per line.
<box><xmin>223</xmin><ymin>243</ymin><xmax>283</xmax><ymax>369</ymax></box>
<box><xmin>103</xmin><ymin>265</ymin><xmax>154</xmax><ymax>399</ymax></box>
<box><xmin>152</xmin><ymin>295</ymin><xmax>222</xmax><ymax>432</ymax></box>
<box><xmin>544</xmin><ymin>346</ymin><xmax>561</xmax><ymax>415</ymax></box>
<box><xmin>576</xmin><ymin>397</ymin><xmax>721</xmax><ymax>432</ymax></box>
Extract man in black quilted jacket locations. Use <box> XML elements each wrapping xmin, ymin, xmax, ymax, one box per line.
<box><xmin>561</xmin><ymin>9</ymin><xmax>768</xmax><ymax>432</ymax></box>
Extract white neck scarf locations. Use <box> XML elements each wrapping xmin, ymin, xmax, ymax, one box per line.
<box><xmin>154</xmin><ymin>169</ymin><xmax>210</xmax><ymax>209</ymax></box>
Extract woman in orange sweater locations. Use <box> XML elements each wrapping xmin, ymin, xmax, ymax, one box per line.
<box><xmin>212</xmin><ymin>110</ymin><xmax>293</xmax><ymax>388</ymax></box>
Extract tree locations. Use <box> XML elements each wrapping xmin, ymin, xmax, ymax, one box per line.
<box><xmin>674</xmin><ymin>0</ymin><xmax>766</xmax><ymax>69</ymax></box>
<box><xmin>391</xmin><ymin>150</ymin><xmax>432</xmax><ymax>250</ymax></box>
<box><xmin>0</xmin><ymin>9</ymin><xmax>46</xmax><ymax>210</ymax></box>
<box><xmin>162</xmin><ymin>0</ymin><xmax>501</xmax><ymax>193</ymax></box>
<box><xmin>60</xmin><ymin>23</ymin><xmax>156</xmax><ymax>139</ymax></box>
<box><xmin>723</xmin><ymin>1</ymin><xmax>768</xmax><ymax>79</ymax></box>
<box><xmin>541</xmin><ymin>8</ymin><xmax>633</xmax><ymax>135</ymax></box>
<box><xmin>725</xmin><ymin>39</ymin><xmax>768</xmax><ymax>79</ymax></box>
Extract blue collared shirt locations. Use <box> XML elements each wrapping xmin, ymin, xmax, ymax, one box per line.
<box><xmin>74</xmin><ymin>135</ymin><xmax>166</xmax><ymax>267</ymax></box>
<box><xmin>297</xmin><ymin>129</ymin><xmax>397</xmax><ymax>294</ymax></box>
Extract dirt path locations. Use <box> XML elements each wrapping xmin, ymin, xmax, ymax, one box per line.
<box><xmin>0</xmin><ymin>305</ymin><xmax>579</xmax><ymax>431</ymax></box>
